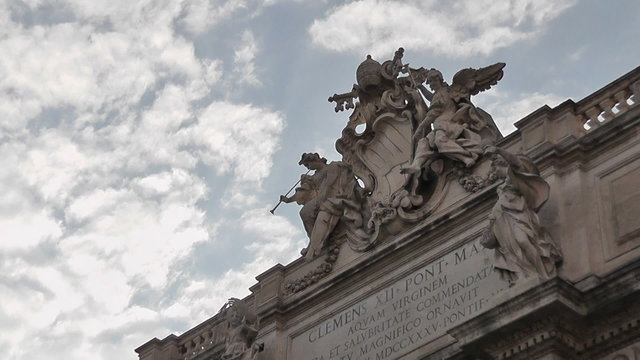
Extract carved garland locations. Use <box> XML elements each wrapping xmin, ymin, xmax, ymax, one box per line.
<box><xmin>283</xmin><ymin>243</ymin><xmax>341</xmax><ymax>295</ymax></box>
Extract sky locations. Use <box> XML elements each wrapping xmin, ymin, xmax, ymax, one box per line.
<box><xmin>0</xmin><ymin>0</ymin><xmax>639</xmax><ymax>359</ymax></box>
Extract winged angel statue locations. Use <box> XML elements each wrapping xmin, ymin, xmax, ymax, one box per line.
<box><xmin>280</xmin><ymin>48</ymin><xmax>506</xmax><ymax>264</ymax></box>
<box><xmin>394</xmin><ymin>63</ymin><xmax>505</xmax><ymax>210</ymax></box>
<box><xmin>402</xmin><ymin>64</ymin><xmax>505</xmax><ymax>174</ymax></box>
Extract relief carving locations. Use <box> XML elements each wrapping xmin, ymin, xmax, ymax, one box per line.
<box><xmin>481</xmin><ymin>146</ymin><xmax>562</xmax><ymax>283</ymax></box>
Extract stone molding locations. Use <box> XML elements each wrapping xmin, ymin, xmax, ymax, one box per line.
<box><xmin>447</xmin><ymin>260</ymin><xmax>640</xmax><ymax>360</ymax></box>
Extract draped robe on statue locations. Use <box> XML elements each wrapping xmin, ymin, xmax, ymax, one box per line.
<box><xmin>485</xmin><ymin>156</ymin><xmax>562</xmax><ymax>282</ymax></box>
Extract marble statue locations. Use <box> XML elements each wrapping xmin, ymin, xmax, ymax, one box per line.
<box><xmin>481</xmin><ymin>146</ymin><xmax>562</xmax><ymax>283</ymax></box>
<box><xmin>280</xmin><ymin>153</ymin><xmax>361</xmax><ymax>260</ymax></box>
<box><xmin>401</xmin><ymin>64</ymin><xmax>505</xmax><ymax>177</ymax></box>
<box><xmin>220</xmin><ymin>298</ymin><xmax>262</xmax><ymax>360</ymax></box>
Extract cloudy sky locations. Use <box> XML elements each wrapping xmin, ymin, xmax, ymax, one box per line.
<box><xmin>1</xmin><ymin>0</ymin><xmax>639</xmax><ymax>359</ymax></box>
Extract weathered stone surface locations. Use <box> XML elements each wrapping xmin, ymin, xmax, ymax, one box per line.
<box><xmin>278</xmin><ymin>153</ymin><xmax>361</xmax><ymax>262</ymax></box>
<box><xmin>481</xmin><ymin>146</ymin><xmax>562</xmax><ymax>283</ymax></box>
<box><xmin>290</xmin><ymin>239</ymin><xmax>508</xmax><ymax>360</ymax></box>
<box><xmin>220</xmin><ymin>298</ymin><xmax>262</xmax><ymax>360</ymax></box>
<box><xmin>136</xmin><ymin>58</ymin><xmax>640</xmax><ymax>360</ymax></box>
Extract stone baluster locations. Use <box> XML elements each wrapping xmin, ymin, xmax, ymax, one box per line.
<box><xmin>182</xmin><ymin>325</ymin><xmax>223</xmax><ymax>360</ymax></box>
<box><xmin>182</xmin><ymin>339</ymin><xmax>195</xmax><ymax>360</ymax></box>
<box><xmin>632</xmin><ymin>80</ymin><xmax>640</xmax><ymax>105</ymax></box>
<box><xmin>200</xmin><ymin>330</ymin><xmax>212</xmax><ymax>352</ymax></box>
<box><xmin>179</xmin><ymin>344</ymin><xmax>186</xmax><ymax>360</ymax></box>
<box><xmin>582</xmin><ymin>86</ymin><xmax>636</xmax><ymax>130</ymax></box>
<box><xmin>584</xmin><ymin>106</ymin><xmax>603</xmax><ymax>130</ymax></box>
<box><xmin>195</xmin><ymin>334</ymin><xmax>203</xmax><ymax>357</ymax></box>
<box><xmin>599</xmin><ymin>97</ymin><xmax>617</xmax><ymax>120</ymax></box>
<box><xmin>191</xmin><ymin>336</ymin><xmax>200</xmax><ymax>358</ymax></box>
<box><xmin>207</xmin><ymin>328</ymin><xmax>216</xmax><ymax>346</ymax></box>
<box><xmin>577</xmin><ymin>70</ymin><xmax>640</xmax><ymax>132</ymax></box>
<box><xmin>614</xmin><ymin>89</ymin><xmax>631</xmax><ymax>112</ymax></box>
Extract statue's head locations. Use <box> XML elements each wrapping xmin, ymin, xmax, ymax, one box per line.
<box><xmin>299</xmin><ymin>153</ymin><xmax>327</xmax><ymax>170</ymax></box>
<box><xmin>221</xmin><ymin>298</ymin><xmax>249</xmax><ymax>327</ymax></box>
<box><xmin>426</xmin><ymin>69</ymin><xmax>444</xmax><ymax>90</ymax></box>
<box><xmin>490</xmin><ymin>156</ymin><xmax>509</xmax><ymax>179</ymax></box>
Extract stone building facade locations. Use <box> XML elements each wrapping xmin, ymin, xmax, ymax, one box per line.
<box><xmin>136</xmin><ymin>53</ymin><xmax>640</xmax><ymax>360</ymax></box>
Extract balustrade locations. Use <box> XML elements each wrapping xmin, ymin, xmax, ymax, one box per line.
<box><xmin>578</xmin><ymin>70</ymin><xmax>639</xmax><ymax>131</ymax></box>
<box><xmin>179</xmin><ymin>320</ymin><xmax>225</xmax><ymax>359</ymax></box>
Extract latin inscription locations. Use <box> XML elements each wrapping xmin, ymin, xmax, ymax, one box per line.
<box><xmin>291</xmin><ymin>240</ymin><xmax>508</xmax><ymax>360</ymax></box>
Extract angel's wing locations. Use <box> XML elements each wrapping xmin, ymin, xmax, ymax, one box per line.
<box><xmin>450</xmin><ymin>62</ymin><xmax>506</xmax><ymax>100</ymax></box>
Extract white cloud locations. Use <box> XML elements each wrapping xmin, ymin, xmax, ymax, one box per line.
<box><xmin>0</xmin><ymin>1</ymin><xmax>295</xmax><ymax>359</ymax></box>
<box><xmin>309</xmin><ymin>0</ymin><xmax>577</xmax><ymax>58</ymax></box>
<box><xmin>234</xmin><ymin>30</ymin><xmax>262</xmax><ymax>86</ymax></box>
<box><xmin>128</xmin><ymin>208</ymin><xmax>304</xmax><ymax>333</ymax></box>
<box><xmin>184</xmin><ymin>100</ymin><xmax>284</xmax><ymax>184</ymax></box>
<box><xmin>475</xmin><ymin>90</ymin><xmax>564</xmax><ymax>134</ymax></box>
<box><xmin>0</xmin><ymin>209</ymin><xmax>62</xmax><ymax>251</ymax></box>
<box><xmin>180</xmin><ymin>0</ymin><xmax>248</xmax><ymax>34</ymax></box>
<box><xmin>178</xmin><ymin>0</ymin><xmax>308</xmax><ymax>34</ymax></box>
<box><xmin>242</xmin><ymin>207</ymin><xmax>306</xmax><ymax>257</ymax></box>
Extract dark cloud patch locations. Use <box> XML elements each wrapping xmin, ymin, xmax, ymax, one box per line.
<box><xmin>18</xmin><ymin>239</ymin><xmax>62</xmax><ymax>265</ymax></box>
<box><xmin>9</xmin><ymin>1</ymin><xmax>76</xmax><ymax>27</ymax></box>
<box><xmin>26</xmin><ymin>106</ymin><xmax>75</xmax><ymax>132</ymax></box>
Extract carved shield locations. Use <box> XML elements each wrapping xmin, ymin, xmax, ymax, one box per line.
<box><xmin>356</xmin><ymin>112</ymin><xmax>412</xmax><ymax>203</ymax></box>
